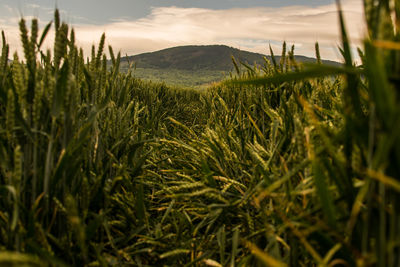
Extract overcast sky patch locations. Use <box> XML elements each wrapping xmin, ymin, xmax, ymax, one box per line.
<box><xmin>1</xmin><ymin>0</ymin><xmax>365</xmax><ymax>61</ymax></box>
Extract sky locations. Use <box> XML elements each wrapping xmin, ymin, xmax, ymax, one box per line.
<box><xmin>0</xmin><ymin>0</ymin><xmax>366</xmax><ymax>61</ymax></box>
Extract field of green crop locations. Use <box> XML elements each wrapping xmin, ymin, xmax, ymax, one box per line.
<box><xmin>128</xmin><ymin>68</ymin><xmax>227</xmax><ymax>89</ymax></box>
<box><xmin>1</xmin><ymin>1</ymin><xmax>400</xmax><ymax>266</ymax></box>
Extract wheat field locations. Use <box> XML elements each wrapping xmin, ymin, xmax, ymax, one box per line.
<box><xmin>0</xmin><ymin>1</ymin><xmax>400</xmax><ymax>266</ymax></box>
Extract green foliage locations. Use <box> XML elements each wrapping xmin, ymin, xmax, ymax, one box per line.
<box><xmin>0</xmin><ymin>1</ymin><xmax>399</xmax><ymax>266</ymax></box>
<box><xmin>130</xmin><ymin>68</ymin><xmax>227</xmax><ymax>89</ymax></box>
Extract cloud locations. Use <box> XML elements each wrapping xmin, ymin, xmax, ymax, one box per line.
<box><xmin>74</xmin><ymin>0</ymin><xmax>366</xmax><ymax>61</ymax></box>
<box><xmin>2</xmin><ymin>0</ymin><xmax>365</xmax><ymax>61</ymax></box>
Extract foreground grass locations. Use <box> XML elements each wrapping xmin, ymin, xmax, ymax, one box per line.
<box><xmin>0</xmin><ymin>1</ymin><xmax>400</xmax><ymax>266</ymax></box>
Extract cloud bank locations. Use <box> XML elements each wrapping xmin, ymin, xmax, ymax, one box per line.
<box><xmin>1</xmin><ymin>0</ymin><xmax>365</xmax><ymax>61</ymax></box>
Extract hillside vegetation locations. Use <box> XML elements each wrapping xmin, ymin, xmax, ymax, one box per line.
<box><xmin>124</xmin><ymin>45</ymin><xmax>339</xmax><ymax>71</ymax></box>
<box><xmin>122</xmin><ymin>45</ymin><xmax>339</xmax><ymax>88</ymax></box>
<box><xmin>0</xmin><ymin>1</ymin><xmax>400</xmax><ymax>266</ymax></box>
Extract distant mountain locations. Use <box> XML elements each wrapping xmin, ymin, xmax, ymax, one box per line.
<box><xmin>118</xmin><ymin>45</ymin><xmax>341</xmax><ymax>88</ymax></box>
<box><xmin>122</xmin><ymin>45</ymin><xmax>340</xmax><ymax>71</ymax></box>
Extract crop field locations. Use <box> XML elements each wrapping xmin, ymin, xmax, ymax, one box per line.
<box><xmin>128</xmin><ymin>68</ymin><xmax>226</xmax><ymax>89</ymax></box>
<box><xmin>0</xmin><ymin>1</ymin><xmax>400</xmax><ymax>266</ymax></box>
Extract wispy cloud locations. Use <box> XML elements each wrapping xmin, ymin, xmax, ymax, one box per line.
<box><xmin>1</xmin><ymin>0</ymin><xmax>365</xmax><ymax>61</ymax></box>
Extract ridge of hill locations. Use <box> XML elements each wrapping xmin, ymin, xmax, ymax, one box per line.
<box><xmin>122</xmin><ymin>45</ymin><xmax>340</xmax><ymax>71</ymax></box>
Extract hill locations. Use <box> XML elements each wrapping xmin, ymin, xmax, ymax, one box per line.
<box><xmin>120</xmin><ymin>45</ymin><xmax>340</xmax><ymax>87</ymax></box>
<box><xmin>123</xmin><ymin>45</ymin><xmax>339</xmax><ymax>71</ymax></box>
